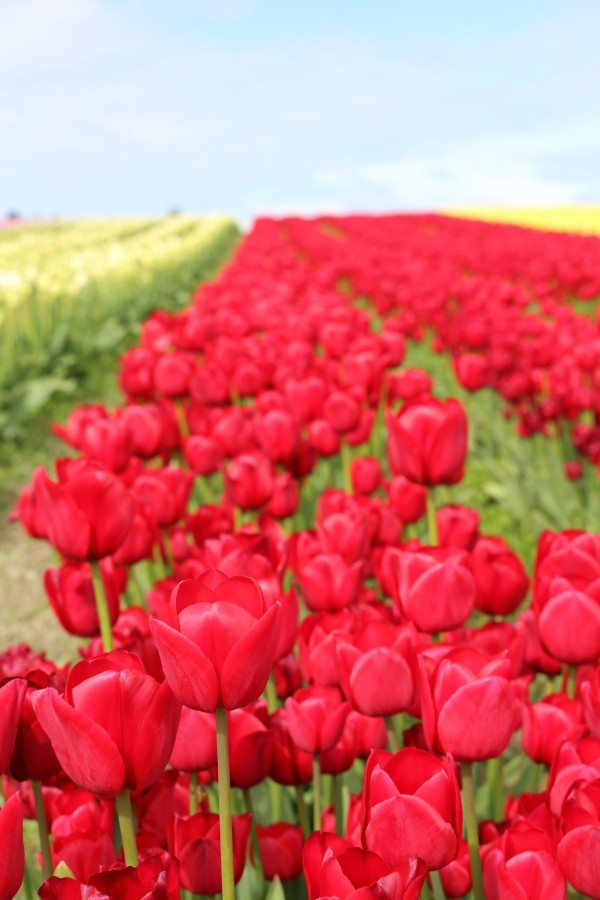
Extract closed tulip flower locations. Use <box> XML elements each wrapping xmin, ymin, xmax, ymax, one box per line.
<box><xmin>168</xmin><ymin>810</ymin><xmax>251</xmax><ymax>894</ymax></box>
<box><xmin>255</xmin><ymin>409</ymin><xmax>301</xmax><ymax>462</ymax></box>
<box><xmin>303</xmin><ymin>831</ymin><xmax>427</xmax><ymax>900</ymax></box>
<box><xmin>169</xmin><ymin>707</ymin><xmax>217</xmax><ymax>772</ymax></box>
<box><xmin>362</xmin><ymin>747</ymin><xmax>462</xmax><ymax>871</ymax></box>
<box><xmin>471</xmin><ymin>536</ymin><xmax>529</xmax><ymax>616</ymax></box>
<box><xmin>392</xmin><ymin>547</ymin><xmax>475</xmax><ymax>633</ymax></box>
<box><xmin>33</xmin><ymin>651</ymin><xmax>181</xmax><ymax>795</ymax></box>
<box><xmin>386</xmin><ymin>397</ymin><xmax>468</xmax><ymax>486</ymax></box>
<box><xmin>437</xmin><ymin>505</ymin><xmax>480</xmax><ymax>551</ymax></box>
<box><xmin>419</xmin><ymin>648</ymin><xmax>520</xmax><ymax>761</ymax></box>
<box><xmin>149</xmin><ymin>570</ymin><xmax>281</xmax><ymax>711</ymax></box>
<box><xmin>256</xmin><ymin>822</ymin><xmax>304</xmax><ymax>882</ymax></box>
<box><xmin>537</xmin><ymin>577</ymin><xmax>600</xmax><ymax>664</ymax></box>
<box><xmin>44</xmin><ymin>560</ymin><xmax>123</xmax><ymax>638</ymax></box>
<box><xmin>225</xmin><ymin>452</ymin><xmax>274</xmax><ymax>510</ymax></box>
<box><xmin>440</xmin><ymin>839</ymin><xmax>472</xmax><ymax>898</ymax></box>
<box><xmin>0</xmin><ymin>794</ymin><xmax>24</xmax><ymax>900</ymax></box>
<box><xmin>228</xmin><ymin>706</ymin><xmax>272</xmax><ymax>789</ymax></box>
<box><xmin>521</xmin><ymin>693</ymin><xmax>586</xmax><ymax>766</ymax></box>
<box><xmin>284</xmin><ymin>686</ymin><xmax>351</xmax><ymax>754</ymax></box>
<box><xmin>387</xmin><ymin>475</ymin><xmax>427</xmax><ymax>524</ymax></box>
<box><xmin>0</xmin><ymin>679</ymin><xmax>26</xmax><ymax>774</ymax></box>
<box><xmin>33</xmin><ymin>465</ymin><xmax>135</xmax><ymax>561</ymax></box>
<box><xmin>557</xmin><ymin>778</ymin><xmax>600</xmax><ymax>899</ymax></box>
<box><xmin>484</xmin><ymin>845</ymin><xmax>566</xmax><ymax>900</ymax></box>
<box><xmin>296</xmin><ymin>553</ymin><xmax>363</xmax><ymax>612</ymax></box>
<box><xmin>351</xmin><ymin>457</ymin><xmax>382</xmax><ymax>495</ymax></box>
<box><xmin>335</xmin><ymin>622</ymin><xmax>419</xmax><ymax>717</ymax></box>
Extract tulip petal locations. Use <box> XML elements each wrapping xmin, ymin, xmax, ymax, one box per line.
<box><xmin>220</xmin><ymin>603</ymin><xmax>282</xmax><ymax>709</ymax></box>
<box><xmin>149</xmin><ymin>618</ymin><xmax>219</xmax><ymax>712</ymax></box>
<box><xmin>0</xmin><ymin>793</ymin><xmax>24</xmax><ymax>899</ymax></box>
<box><xmin>134</xmin><ymin>680</ymin><xmax>181</xmax><ymax>789</ymax></box>
<box><xmin>436</xmin><ymin>677</ymin><xmax>519</xmax><ymax>761</ymax></box>
<box><xmin>33</xmin><ymin>688</ymin><xmax>125</xmax><ymax>795</ymax></box>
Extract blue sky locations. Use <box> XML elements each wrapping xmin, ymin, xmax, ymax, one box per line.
<box><xmin>1</xmin><ymin>0</ymin><xmax>599</xmax><ymax>221</ymax></box>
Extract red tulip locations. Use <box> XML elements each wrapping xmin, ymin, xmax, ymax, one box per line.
<box><xmin>471</xmin><ymin>536</ymin><xmax>529</xmax><ymax>616</ymax></box>
<box><xmin>386</xmin><ymin>397</ymin><xmax>468</xmax><ymax>485</ymax></box>
<box><xmin>392</xmin><ymin>547</ymin><xmax>475</xmax><ymax>633</ymax></box>
<box><xmin>296</xmin><ymin>553</ymin><xmax>363</xmax><ymax>612</ymax></box>
<box><xmin>521</xmin><ymin>693</ymin><xmax>586</xmax><ymax>766</ymax></box>
<box><xmin>0</xmin><ymin>679</ymin><xmax>26</xmax><ymax>774</ymax></box>
<box><xmin>362</xmin><ymin>747</ymin><xmax>462</xmax><ymax>870</ymax></box>
<box><xmin>149</xmin><ymin>570</ymin><xmax>281</xmax><ymax>711</ymax></box>
<box><xmin>228</xmin><ymin>706</ymin><xmax>272</xmax><ymax>789</ymax></box>
<box><xmin>169</xmin><ymin>707</ymin><xmax>217</xmax><ymax>772</ymax></box>
<box><xmin>484</xmin><ymin>845</ymin><xmax>566</xmax><ymax>899</ymax></box>
<box><xmin>284</xmin><ymin>686</ymin><xmax>351</xmax><ymax>754</ymax></box>
<box><xmin>256</xmin><ymin>822</ymin><xmax>303</xmax><ymax>882</ymax></box>
<box><xmin>33</xmin><ymin>651</ymin><xmax>181</xmax><ymax>795</ymax></box>
<box><xmin>440</xmin><ymin>839</ymin><xmax>472</xmax><ymax>898</ymax></box>
<box><xmin>351</xmin><ymin>457</ymin><xmax>382</xmax><ymax>495</ymax></box>
<box><xmin>0</xmin><ymin>794</ymin><xmax>24</xmax><ymax>900</ymax></box>
<box><xmin>50</xmin><ymin>795</ymin><xmax>116</xmax><ymax>881</ymax></box>
<box><xmin>303</xmin><ymin>831</ymin><xmax>427</xmax><ymax>900</ymax></box>
<box><xmin>557</xmin><ymin>778</ymin><xmax>600</xmax><ymax>898</ymax></box>
<box><xmin>40</xmin><ymin>849</ymin><xmax>180</xmax><ymax>898</ymax></box>
<box><xmin>387</xmin><ymin>475</ymin><xmax>427</xmax><ymax>524</ymax></box>
<box><xmin>168</xmin><ymin>811</ymin><xmax>251</xmax><ymax>894</ymax></box>
<box><xmin>225</xmin><ymin>452</ymin><xmax>274</xmax><ymax>510</ymax></box>
<box><xmin>437</xmin><ymin>505</ymin><xmax>480</xmax><ymax>551</ymax></box>
<box><xmin>44</xmin><ymin>559</ymin><xmax>123</xmax><ymax>638</ymax></box>
<box><xmin>335</xmin><ymin>622</ymin><xmax>418</xmax><ymax>717</ymax></box>
<box><xmin>34</xmin><ymin>465</ymin><xmax>135</xmax><ymax>561</ymax></box>
<box><xmin>419</xmin><ymin>648</ymin><xmax>520</xmax><ymax>761</ymax></box>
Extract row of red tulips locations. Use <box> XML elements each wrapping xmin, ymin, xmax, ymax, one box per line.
<box><xmin>1</xmin><ymin>214</ymin><xmax>599</xmax><ymax>899</ymax></box>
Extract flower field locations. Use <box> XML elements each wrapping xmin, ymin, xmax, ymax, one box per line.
<box><xmin>2</xmin><ymin>212</ymin><xmax>600</xmax><ymax>898</ymax></box>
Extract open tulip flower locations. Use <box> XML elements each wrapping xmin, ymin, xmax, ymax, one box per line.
<box><xmin>9</xmin><ymin>213</ymin><xmax>600</xmax><ymax>899</ymax></box>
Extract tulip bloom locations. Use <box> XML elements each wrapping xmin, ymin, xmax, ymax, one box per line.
<box><xmin>303</xmin><ymin>831</ymin><xmax>427</xmax><ymax>900</ymax></box>
<box><xmin>33</xmin><ymin>465</ymin><xmax>135</xmax><ymax>561</ymax></box>
<box><xmin>0</xmin><ymin>679</ymin><xmax>26</xmax><ymax>774</ymax></box>
<box><xmin>392</xmin><ymin>547</ymin><xmax>475</xmax><ymax>633</ymax></box>
<box><xmin>557</xmin><ymin>778</ymin><xmax>600</xmax><ymax>899</ymax></box>
<box><xmin>362</xmin><ymin>747</ymin><xmax>462</xmax><ymax>870</ymax></box>
<box><xmin>168</xmin><ymin>811</ymin><xmax>251</xmax><ymax>894</ymax></box>
<box><xmin>0</xmin><ymin>794</ymin><xmax>24</xmax><ymax>900</ymax></box>
<box><xmin>44</xmin><ymin>560</ymin><xmax>122</xmax><ymax>638</ymax></box>
<box><xmin>225</xmin><ymin>453</ymin><xmax>274</xmax><ymax>510</ymax></box>
<box><xmin>169</xmin><ymin>707</ymin><xmax>217</xmax><ymax>773</ymax></box>
<box><xmin>33</xmin><ymin>652</ymin><xmax>181</xmax><ymax>795</ymax></box>
<box><xmin>285</xmin><ymin>686</ymin><xmax>351</xmax><ymax>754</ymax></box>
<box><xmin>419</xmin><ymin>648</ymin><xmax>520</xmax><ymax>761</ymax></box>
<box><xmin>386</xmin><ymin>397</ymin><xmax>468</xmax><ymax>485</ymax></box>
<box><xmin>335</xmin><ymin>623</ymin><xmax>419</xmax><ymax>718</ymax></box>
<box><xmin>256</xmin><ymin>822</ymin><xmax>304</xmax><ymax>882</ymax></box>
<box><xmin>484</xmin><ymin>845</ymin><xmax>566</xmax><ymax>900</ymax></box>
<box><xmin>471</xmin><ymin>536</ymin><xmax>529</xmax><ymax>616</ymax></box>
<box><xmin>150</xmin><ymin>570</ymin><xmax>282</xmax><ymax>711</ymax></box>
<box><xmin>39</xmin><ymin>850</ymin><xmax>180</xmax><ymax>898</ymax></box>
<box><xmin>521</xmin><ymin>693</ymin><xmax>586</xmax><ymax>766</ymax></box>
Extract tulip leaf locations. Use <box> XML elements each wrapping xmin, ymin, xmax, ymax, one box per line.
<box><xmin>265</xmin><ymin>876</ymin><xmax>286</xmax><ymax>900</ymax></box>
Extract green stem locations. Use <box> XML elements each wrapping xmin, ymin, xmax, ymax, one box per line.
<box><xmin>312</xmin><ymin>753</ymin><xmax>322</xmax><ymax>831</ymax></box>
<box><xmin>340</xmin><ymin>440</ymin><xmax>352</xmax><ymax>493</ymax></box>
<box><xmin>265</xmin><ymin>675</ymin><xmax>278</xmax><ymax>713</ymax></box>
<box><xmin>333</xmin><ymin>774</ymin><xmax>345</xmax><ymax>836</ymax></box>
<box><xmin>90</xmin><ymin>560</ymin><xmax>114</xmax><ymax>652</ymax></box>
<box><xmin>295</xmin><ymin>784</ymin><xmax>310</xmax><ymax>838</ymax></box>
<box><xmin>487</xmin><ymin>756</ymin><xmax>505</xmax><ymax>821</ymax></box>
<box><xmin>430</xmin><ymin>870</ymin><xmax>446</xmax><ymax>900</ymax></box>
<box><xmin>243</xmin><ymin>788</ymin><xmax>265</xmax><ymax>895</ymax></box>
<box><xmin>32</xmin><ymin>780</ymin><xmax>52</xmax><ymax>878</ymax></box>
<box><xmin>115</xmin><ymin>788</ymin><xmax>139</xmax><ymax>867</ymax></box>
<box><xmin>385</xmin><ymin>715</ymin><xmax>399</xmax><ymax>752</ymax></box>
<box><xmin>426</xmin><ymin>488</ymin><xmax>438</xmax><ymax>546</ymax></box>
<box><xmin>462</xmin><ymin>762</ymin><xmax>484</xmax><ymax>900</ymax></box>
<box><xmin>567</xmin><ymin>664</ymin><xmax>577</xmax><ymax>699</ymax></box>
<box><xmin>189</xmin><ymin>771</ymin><xmax>199</xmax><ymax>816</ymax></box>
<box><xmin>216</xmin><ymin>707</ymin><xmax>235</xmax><ymax>900</ymax></box>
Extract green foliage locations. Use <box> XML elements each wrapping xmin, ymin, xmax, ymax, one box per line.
<box><xmin>0</xmin><ymin>216</ymin><xmax>241</xmax><ymax>439</ymax></box>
